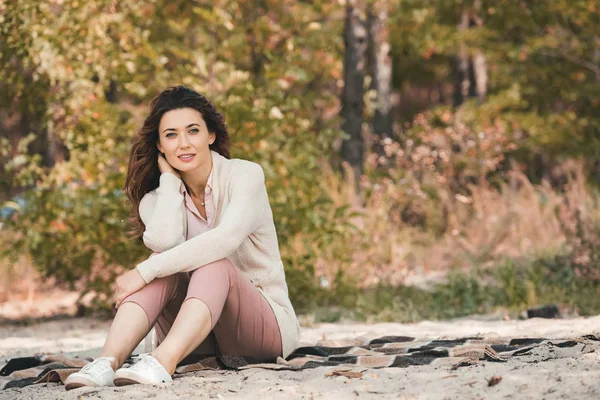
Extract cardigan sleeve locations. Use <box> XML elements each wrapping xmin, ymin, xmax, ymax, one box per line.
<box><xmin>135</xmin><ymin>163</ymin><xmax>266</xmax><ymax>284</ymax></box>
<box><xmin>138</xmin><ymin>172</ymin><xmax>187</xmax><ymax>253</ymax></box>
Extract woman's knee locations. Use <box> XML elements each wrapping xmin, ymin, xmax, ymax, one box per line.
<box><xmin>144</xmin><ymin>273</ymin><xmax>180</xmax><ymax>291</ymax></box>
<box><xmin>202</xmin><ymin>258</ymin><xmax>235</xmax><ymax>269</ymax></box>
<box><xmin>189</xmin><ymin>259</ymin><xmax>235</xmax><ymax>279</ymax></box>
<box><xmin>123</xmin><ymin>273</ymin><xmax>182</xmax><ymax>303</ymax></box>
<box><xmin>187</xmin><ymin>259</ymin><xmax>234</xmax><ymax>297</ymax></box>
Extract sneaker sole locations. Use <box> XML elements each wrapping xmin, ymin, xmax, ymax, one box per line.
<box><xmin>114</xmin><ymin>376</ymin><xmax>171</xmax><ymax>386</ymax></box>
<box><xmin>113</xmin><ymin>377</ymin><xmax>140</xmax><ymax>386</ymax></box>
<box><xmin>65</xmin><ymin>376</ymin><xmax>107</xmax><ymax>391</ymax></box>
<box><xmin>65</xmin><ymin>382</ymin><xmax>89</xmax><ymax>391</ymax></box>
<box><xmin>114</xmin><ymin>369</ymin><xmax>173</xmax><ymax>386</ymax></box>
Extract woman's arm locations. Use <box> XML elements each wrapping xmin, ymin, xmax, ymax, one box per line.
<box><xmin>138</xmin><ymin>172</ymin><xmax>187</xmax><ymax>253</ymax></box>
<box><xmin>135</xmin><ymin>163</ymin><xmax>266</xmax><ymax>284</ymax></box>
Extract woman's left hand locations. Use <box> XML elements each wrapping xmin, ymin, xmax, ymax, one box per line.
<box><xmin>114</xmin><ymin>268</ymin><xmax>147</xmax><ymax>308</ymax></box>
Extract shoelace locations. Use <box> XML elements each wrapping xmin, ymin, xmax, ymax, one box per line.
<box><xmin>131</xmin><ymin>353</ymin><xmax>152</xmax><ymax>363</ymax></box>
<box><xmin>78</xmin><ymin>357</ymin><xmax>113</xmax><ymax>380</ymax></box>
<box><xmin>129</xmin><ymin>353</ymin><xmax>157</xmax><ymax>370</ymax></box>
<box><xmin>129</xmin><ymin>353</ymin><xmax>172</xmax><ymax>381</ymax></box>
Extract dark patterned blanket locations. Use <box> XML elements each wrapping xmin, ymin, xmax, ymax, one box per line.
<box><xmin>1</xmin><ymin>334</ymin><xmax>598</xmax><ymax>390</ymax></box>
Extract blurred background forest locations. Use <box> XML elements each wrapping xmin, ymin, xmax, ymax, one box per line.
<box><xmin>1</xmin><ymin>0</ymin><xmax>599</xmax><ymax>322</ymax></box>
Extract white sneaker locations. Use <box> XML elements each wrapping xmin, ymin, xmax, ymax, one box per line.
<box><xmin>64</xmin><ymin>356</ymin><xmax>116</xmax><ymax>390</ymax></box>
<box><xmin>113</xmin><ymin>353</ymin><xmax>173</xmax><ymax>386</ymax></box>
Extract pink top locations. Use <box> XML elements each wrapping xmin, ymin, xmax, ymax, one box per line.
<box><xmin>179</xmin><ymin>168</ymin><xmax>215</xmax><ymax>238</ymax></box>
<box><xmin>149</xmin><ymin>170</ymin><xmax>214</xmax><ymax>264</ymax></box>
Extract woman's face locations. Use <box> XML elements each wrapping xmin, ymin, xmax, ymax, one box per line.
<box><xmin>157</xmin><ymin>107</ymin><xmax>216</xmax><ymax>173</ymax></box>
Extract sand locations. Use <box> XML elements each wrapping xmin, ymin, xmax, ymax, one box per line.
<box><xmin>1</xmin><ymin>315</ymin><xmax>599</xmax><ymax>399</ymax></box>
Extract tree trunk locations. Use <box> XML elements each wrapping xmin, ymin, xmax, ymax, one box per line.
<box><xmin>367</xmin><ymin>0</ymin><xmax>393</xmax><ymax>160</ymax></box>
<box><xmin>472</xmin><ymin>49</ymin><xmax>488</xmax><ymax>101</ymax></box>
<box><xmin>341</xmin><ymin>1</ymin><xmax>368</xmax><ymax>192</ymax></box>
<box><xmin>242</xmin><ymin>3</ymin><xmax>265</xmax><ymax>85</ymax></box>
<box><xmin>471</xmin><ymin>0</ymin><xmax>487</xmax><ymax>102</ymax></box>
<box><xmin>594</xmin><ymin>35</ymin><xmax>600</xmax><ymax>82</ymax></box>
<box><xmin>44</xmin><ymin>127</ymin><xmax>68</xmax><ymax>167</ymax></box>
<box><xmin>453</xmin><ymin>10</ymin><xmax>471</xmax><ymax>107</ymax></box>
<box><xmin>453</xmin><ymin>1</ymin><xmax>487</xmax><ymax>106</ymax></box>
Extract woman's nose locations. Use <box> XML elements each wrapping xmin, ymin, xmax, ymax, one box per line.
<box><xmin>178</xmin><ymin>133</ymin><xmax>190</xmax><ymax>147</ymax></box>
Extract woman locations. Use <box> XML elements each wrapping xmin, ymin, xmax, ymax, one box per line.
<box><xmin>65</xmin><ymin>85</ymin><xmax>300</xmax><ymax>390</ymax></box>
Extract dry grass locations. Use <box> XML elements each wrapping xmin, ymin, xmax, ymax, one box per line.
<box><xmin>313</xmin><ymin>158</ymin><xmax>598</xmax><ymax>289</ymax></box>
<box><xmin>0</xmin><ymin>238</ymin><xmax>38</xmax><ymax>304</ymax></box>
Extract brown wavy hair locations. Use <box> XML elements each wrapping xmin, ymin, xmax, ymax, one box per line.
<box><xmin>124</xmin><ymin>85</ymin><xmax>230</xmax><ymax>240</ymax></box>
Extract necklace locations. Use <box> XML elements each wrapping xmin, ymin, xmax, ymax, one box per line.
<box><xmin>189</xmin><ymin>191</ymin><xmax>205</xmax><ymax>206</ymax></box>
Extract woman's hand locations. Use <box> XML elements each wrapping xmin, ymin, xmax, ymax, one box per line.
<box><xmin>114</xmin><ymin>268</ymin><xmax>147</xmax><ymax>308</ymax></box>
<box><xmin>158</xmin><ymin>153</ymin><xmax>181</xmax><ymax>179</ymax></box>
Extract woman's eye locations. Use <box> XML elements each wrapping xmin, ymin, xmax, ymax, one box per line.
<box><xmin>166</xmin><ymin>128</ymin><xmax>198</xmax><ymax>137</ymax></box>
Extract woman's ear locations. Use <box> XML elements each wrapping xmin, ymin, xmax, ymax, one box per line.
<box><xmin>157</xmin><ymin>143</ymin><xmax>164</xmax><ymax>154</ymax></box>
<box><xmin>209</xmin><ymin>133</ymin><xmax>216</xmax><ymax>145</ymax></box>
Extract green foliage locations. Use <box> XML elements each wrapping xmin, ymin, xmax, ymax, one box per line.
<box><xmin>0</xmin><ymin>0</ymin><xmax>353</xmax><ymax>309</ymax></box>
<box><xmin>389</xmin><ymin>0</ymin><xmax>600</xmax><ymax>172</ymax></box>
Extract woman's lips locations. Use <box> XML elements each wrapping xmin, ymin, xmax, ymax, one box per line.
<box><xmin>178</xmin><ymin>154</ymin><xmax>196</xmax><ymax>162</ymax></box>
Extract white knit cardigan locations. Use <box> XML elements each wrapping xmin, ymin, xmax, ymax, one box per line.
<box><xmin>136</xmin><ymin>150</ymin><xmax>300</xmax><ymax>358</ymax></box>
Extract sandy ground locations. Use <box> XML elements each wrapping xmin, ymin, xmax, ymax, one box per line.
<box><xmin>0</xmin><ymin>315</ymin><xmax>599</xmax><ymax>399</ymax></box>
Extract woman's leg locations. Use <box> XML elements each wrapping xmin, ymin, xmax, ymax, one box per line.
<box><xmin>99</xmin><ymin>302</ymin><xmax>149</xmax><ymax>370</ymax></box>
<box><xmin>152</xmin><ymin>259</ymin><xmax>282</xmax><ymax>374</ymax></box>
<box><xmin>154</xmin><ymin>300</ymin><xmax>220</xmax><ymax>357</ymax></box>
<box><xmin>210</xmin><ymin>262</ymin><xmax>282</xmax><ymax>359</ymax></box>
<box><xmin>152</xmin><ymin>298</ymin><xmax>212</xmax><ymax>373</ymax></box>
<box><xmin>99</xmin><ymin>271</ymin><xmax>186</xmax><ymax>370</ymax></box>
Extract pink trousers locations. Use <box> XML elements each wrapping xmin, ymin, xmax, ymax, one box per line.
<box><xmin>122</xmin><ymin>258</ymin><xmax>282</xmax><ymax>361</ymax></box>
